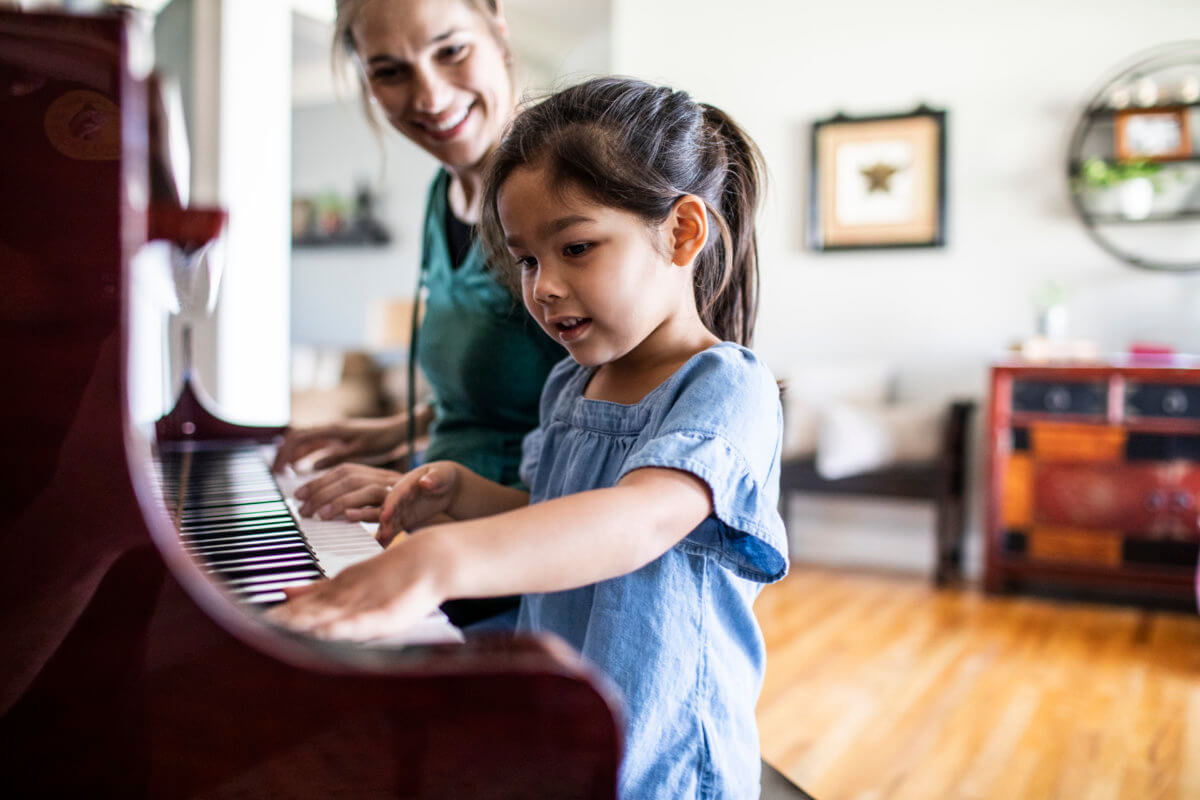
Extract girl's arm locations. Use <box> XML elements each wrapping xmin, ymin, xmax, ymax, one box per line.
<box><xmin>267</xmin><ymin>467</ymin><xmax>712</xmax><ymax>639</ymax></box>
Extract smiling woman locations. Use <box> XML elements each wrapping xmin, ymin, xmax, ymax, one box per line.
<box><xmin>274</xmin><ymin>0</ymin><xmax>566</xmax><ymax>627</ymax></box>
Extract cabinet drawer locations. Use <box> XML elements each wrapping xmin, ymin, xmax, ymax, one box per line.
<box><xmin>1126</xmin><ymin>383</ymin><xmax>1200</xmax><ymax>421</ymax></box>
<box><xmin>1033</xmin><ymin>461</ymin><xmax>1200</xmax><ymax>539</ymax></box>
<box><xmin>1012</xmin><ymin>380</ymin><xmax>1106</xmax><ymax>416</ymax></box>
<box><xmin>1028</xmin><ymin>527</ymin><xmax>1122</xmax><ymax>567</ymax></box>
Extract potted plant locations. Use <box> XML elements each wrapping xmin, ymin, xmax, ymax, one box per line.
<box><xmin>1075</xmin><ymin>156</ymin><xmax>1164</xmax><ymax>220</ymax></box>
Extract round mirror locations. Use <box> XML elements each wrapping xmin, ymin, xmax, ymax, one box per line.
<box><xmin>1067</xmin><ymin>41</ymin><xmax>1200</xmax><ymax>271</ymax></box>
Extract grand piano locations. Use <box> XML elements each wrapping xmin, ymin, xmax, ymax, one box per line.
<box><xmin>0</xmin><ymin>8</ymin><xmax>622</xmax><ymax>797</ymax></box>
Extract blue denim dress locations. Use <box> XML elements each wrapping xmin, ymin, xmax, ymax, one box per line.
<box><xmin>518</xmin><ymin>343</ymin><xmax>789</xmax><ymax>799</ymax></box>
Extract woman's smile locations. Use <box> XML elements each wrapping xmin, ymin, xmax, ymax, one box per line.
<box><xmin>411</xmin><ymin>102</ymin><xmax>475</xmax><ymax>142</ymax></box>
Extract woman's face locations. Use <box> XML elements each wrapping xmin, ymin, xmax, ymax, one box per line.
<box><xmin>350</xmin><ymin>0</ymin><xmax>514</xmax><ymax>175</ymax></box>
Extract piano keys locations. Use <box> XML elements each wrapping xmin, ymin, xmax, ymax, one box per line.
<box><xmin>155</xmin><ymin>443</ymin><xmax>461</xmax><ymax>642</ymax></box>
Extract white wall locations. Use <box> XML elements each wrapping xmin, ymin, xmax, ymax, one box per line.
<box><xmin>612</xmin><ymin>0</ymin><xmax>1200</xmax><ymax>574</ymax></box>
<box><xmin>613</xmin><ymin>0</ymin><xmax>1200</xmax><ymax>382</ymax></box>
<box><xmin>291</xmin><ymin>100</ymin><xmax>438</xmax><ymax>347</ymax></box>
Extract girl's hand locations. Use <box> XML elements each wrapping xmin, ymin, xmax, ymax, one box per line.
<box><xmin>293</xmin><ymin>463</ymin><xmax>401</xmax><ymax>522</ymax></box>
<box><xmin>272</xmin><ymin>416</ymin><xmax>408</xmax><ymax>472</ymax></box>
<box><xmin>265</xmin><ymin>535</ymin><xmax>450</xmax><ymax>641</ymax></box>
<box><xmin>377</xmin><ymin>462</ymin><xmax>461</xmax><ymax>546</ymax></box>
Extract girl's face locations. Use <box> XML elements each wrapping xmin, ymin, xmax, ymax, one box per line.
<box><xmin>498</xmin><ymin>166</ymin><xmax>693</xmax><ymax>370</ymax></box>
<box><xmin>350</xmin><ymin>0</ymin><xmax>513</xmax><ymax>175</ymax></box>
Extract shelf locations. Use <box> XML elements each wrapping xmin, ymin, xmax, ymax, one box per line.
<box><xmin>1085</xmin><ymin>99</ymin><xmax>1200</xmax><ymax>117</ymax></box>
<box><xmin>1085</xmin><ymin>208</ymin><xmax>1200</xmax><ymax>225</ymax></box>
<box><xmin>292</xmin><ymin>229</ymin><xmax>391</xmax><ymax>249</ymax></box>
<box><xmin>1070</xmin><ymin>155</ymin><xmax>1200</xmax><ymax>171</ymax></box>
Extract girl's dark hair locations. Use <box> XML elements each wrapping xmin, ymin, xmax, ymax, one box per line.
<box><xmin>480</xmin><ymin>76</ymin><xmax>765</xmax><ymax>345</ymax></box>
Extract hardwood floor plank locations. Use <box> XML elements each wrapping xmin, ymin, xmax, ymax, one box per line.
<box><xmin>754</xmin><ymin>566</ymin><xmax>1200</xmax><ymax>800</ymax></box>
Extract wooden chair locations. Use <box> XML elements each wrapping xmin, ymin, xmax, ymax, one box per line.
<box><xmin>779</xmin><ymin>400</ymin><xmax>975</xmax><ymax>585</ymax></box>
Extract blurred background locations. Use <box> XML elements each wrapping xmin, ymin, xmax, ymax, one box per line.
<box><xmin>17</xmin><ymin>0</ymin><xmax>1200</xmax><ymax>582</ymax></box>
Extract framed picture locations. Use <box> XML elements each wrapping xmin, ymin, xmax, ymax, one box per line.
<box><xmin>809</xmin><ymin>107</ymin><xmax>947</xmax><ymax>251</ymax></box>
<box><xmin>1115</xmin><ymin>108</ymin><xmax>1191</xmax><ymax>162</ymax></box>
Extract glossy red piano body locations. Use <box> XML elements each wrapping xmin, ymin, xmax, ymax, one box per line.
<box><xmin>0</xmin><ymin>9</ymin><xmax>620</xmax><ymax>797</ymax></box>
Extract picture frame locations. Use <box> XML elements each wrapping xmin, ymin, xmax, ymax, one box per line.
<box><xmin>1114</xmin><ymin>108</ymin><xmax>1191</xmax><ymax>162</ymax></box>
<box><xmin>809</xmin><ymin>107</ymin><xmax>947</xmax><ymax>251</ymax></box>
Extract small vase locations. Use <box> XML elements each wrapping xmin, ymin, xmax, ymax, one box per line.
<box><xmin>1037</xmin><ymin>305</ymin><xmax>1068</xmax><ymax>341</ymax></box>
<box><xmin>1117</xmin><ymin>177</ymin><xmax>1154</xmax><ymax>220</ymax></box>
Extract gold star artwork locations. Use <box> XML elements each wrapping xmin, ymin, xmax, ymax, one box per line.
<box><xmin>860</xmin><ymin>162</ymin><xmax>902</xmax><ymax>193</ymax></box>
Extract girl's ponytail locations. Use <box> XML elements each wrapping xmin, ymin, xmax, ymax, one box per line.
<box><xmin>698</xmin><ymin>104</ymin><xmax>764</xmax><ymax>346</ymax></box>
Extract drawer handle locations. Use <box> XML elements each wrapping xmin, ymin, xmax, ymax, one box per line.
<box><xmin>1045</xmin><ymin>387</ymin><xmax>1071</xmax><ymax>411</ymax></box>
<box><xmin>1145</xmin><ymin>490</ymin><xmax>1167</xmax><ymax>511</ymax></box>
<box><xmin>1162</xmin><ymin>389</ymin><xmax>1188</xmax><ymax>415</ymax></box>
<box><xmin>1170</xmin><ymin>492</ymin><xmax>1194</xmax><ymax>511</ymax></box>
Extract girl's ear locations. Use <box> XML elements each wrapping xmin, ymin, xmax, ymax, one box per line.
<box><xmin>668</xmin><ymin>195</ymin><xmax>708</xmax><ymax>268</ymax></box>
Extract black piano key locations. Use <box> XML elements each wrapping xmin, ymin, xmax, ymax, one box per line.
<box><xmin>180</xmin><ymin>522</ymin><xmax>301</xmax><ymax>539</ymax></box>
<box><xmin>179</xmin><ymin>518</ymin><xmax>297</xmax><ymax>535</ymax></box>
<box><xmin>180</xmin><ymin>510</ymin><xmax>294</xmax><ymax>528</ymax></box>
<box><xmin>226</xmin><ymin>572</ymin><xmax>322</xmax><ymax>591</ymax></box>
<box><xmin>156</xmin><ymin>446</ymin><xmax>327</xmax><ymax>605</ymax></box>
<box><xmin>183</xmin><ymin>532</ymin><xmax>306</xmax><ymax>549</ymax></box>
<box><xmin>204</xmin><ymin>551</ymin><xmax>318</xmax><ymax>570</ymax></box>
<box><xmin>186</xmin><ymin>542</ymin><xmax>313</xmax><ymax>560</ymax></box>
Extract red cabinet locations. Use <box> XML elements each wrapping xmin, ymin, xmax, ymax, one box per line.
<box><xmin>986</xmin><ymin>359</ymin><xmax>1200</xmax><ymax>607</ymax></box>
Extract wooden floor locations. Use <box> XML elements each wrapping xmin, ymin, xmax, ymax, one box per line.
<box><xmin>755</xmin><ymin>566</ymin><xmax>1200</xmax><ymax>800</ymax></box>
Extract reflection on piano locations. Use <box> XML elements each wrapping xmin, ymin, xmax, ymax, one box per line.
<box><xmin>0</xmin><ymin>8</ymin><xmax>619</xmax><ymax>797</ymax></box>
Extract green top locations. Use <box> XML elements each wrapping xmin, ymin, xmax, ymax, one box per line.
<box><xmin>416</xmin><ymin>169</ymin><xmax>565</xmax><ymax>487</ymax></box>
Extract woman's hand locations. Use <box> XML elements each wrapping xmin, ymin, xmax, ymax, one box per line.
<box><xmin>376</xmin><ymin>462</ymin><xmax>461</xmax><ymax>546</ymax></box>
<box><xmin>293</xmin><ymin>463</ymin><xmax>401</xmax><ymax>522</ymax></box>
<box><xmin>264</xmin><ymin>534</ymin><xmax>450</xmax><ymax>641</ymax></box>
<box><xmin>272</xmin><ymin>416</ymin><xmax>408</xmax><ymax>472</ymax></box>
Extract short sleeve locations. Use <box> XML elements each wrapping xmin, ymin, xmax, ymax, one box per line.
<box><xmin>619</xmin><ymin>346</ymin><xmax>788</xmax><ymax>583</ymax></box>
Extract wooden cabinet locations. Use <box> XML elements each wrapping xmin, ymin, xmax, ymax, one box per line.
<box><xmin>985</xmin><ymin>359</ymin><xmax>1200</xmax><ymax>608</ymax></box>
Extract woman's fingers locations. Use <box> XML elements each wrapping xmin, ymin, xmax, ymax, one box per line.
<box><xmin>272</xmin><ymin>423</ymin><xmax>353</xmax><ymax>470</ymax></box>
<box><xmin>314</xmin><ymin>485</ymin><xmax>390</xmax><ymax>520</ymax></box>
<box><xmin>296</xmin><ymin>464</ymin><xmax>399</xmax><ymax>517</ymax></box>
<box><xmin>311</xmin><ymin>441</ymin><xmax>360</xmax><ymax>470</ymax></box>
<box><xmin>345</xmin><ymin>506</ymin><xmax>381</xmax><ymax>523</ymax></box>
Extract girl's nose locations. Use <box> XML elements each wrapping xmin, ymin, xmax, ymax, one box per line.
<box><xmin>531</xmin><ymin>265</ymin><xmax>566</xmax><ymax>305</ymax></box>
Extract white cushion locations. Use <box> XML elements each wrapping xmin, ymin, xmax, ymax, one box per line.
<box><xmin>780</xmin><ymin>362</ymin><xmax>891</xmax><ymax>458</ymax></box>
<box><xmin>815</xmin><ymin>401</ymin><xmax>944</xmax><ymax>480</ymax></box>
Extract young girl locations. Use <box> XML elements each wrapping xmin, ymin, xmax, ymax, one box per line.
<box><xmin>271</xmin><ymin>77</ymin><xmax>789</xmax><ymax>798</ymax></box>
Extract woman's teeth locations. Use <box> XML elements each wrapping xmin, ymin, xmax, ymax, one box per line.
<box><xmin>425</xmin><ymin>107</ymin><xmax>470</xmax><ymax>132</ymax></box>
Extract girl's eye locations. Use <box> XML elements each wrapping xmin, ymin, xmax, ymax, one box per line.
<box><xmin>563</xmin><ymin>242</ymin><xmax>591</xmax><ymax>257</ymax></box>
<box><xmin>516</xmin><ymin>255</ymin><xmax>537</xmax><ymax>270</ymax></box>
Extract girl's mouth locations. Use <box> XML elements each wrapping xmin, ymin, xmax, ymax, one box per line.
<box><xmin>552</xmin><ymin>317</ymin><xmax>591</xmax><ymax>343</ymax></box>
